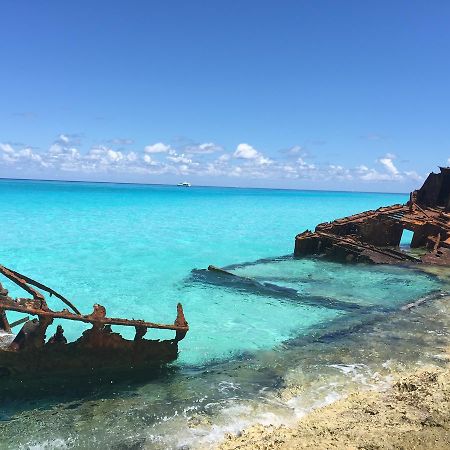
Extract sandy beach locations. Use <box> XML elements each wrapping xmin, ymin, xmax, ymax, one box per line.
<box><xmin>219</xmin><ymin>358</ymin><xmax>450</xmax><ymax>450</ymax></box>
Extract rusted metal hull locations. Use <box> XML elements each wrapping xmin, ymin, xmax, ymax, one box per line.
<box><xmin>294</xmin><ymin>167</ymin><xmax>450</xmax><ymax>265</ymax></box>
<box><xmin>0</xmin><ymin>263</ymin><xmax>189</xmax><ymax>386</ymax></box>
<box><xmin>0</xmin><ymin>334</ymin><xmax>178</xmax><ymax>378</ymax></box>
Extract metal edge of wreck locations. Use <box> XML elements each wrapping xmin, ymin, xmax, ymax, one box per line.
<box><xmin>0</xmin><ymin>265</ymin><xmax>189</xmax><ymax>382</ymax></box>
<box><xmin>294</xmin><ymin>166</ymin><xmax>450</xmax><ymax>265</ymax></box>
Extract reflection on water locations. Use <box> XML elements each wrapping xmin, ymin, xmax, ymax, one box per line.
<box><xmin>0</xmin><ymin>258</ymin><xmax>448</xmax><ymax>450</ymax></box>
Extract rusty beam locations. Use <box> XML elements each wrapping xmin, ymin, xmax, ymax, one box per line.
<box><xmin>0</xmin><ymin>265</ymin><xmax>81</xmax><ymax>315</ymax></box>
<box><xmin>0</xmin><ymin>296</ymin><xmax>188</xmax><ymax>332</ymax></box>
<box><xmin>0</xmin><ymin>265</ymin><xmax>47</xmax><ymax>307</ymax></box>
<box><xmin>9</xmin><ymin>316</ymin><xmax>30</xmax><ymax>329</ymax></box>
<box><xmin>0</xmin><ymin>308</ymin><xmax>11</xmax><ymax>333</ymax></box>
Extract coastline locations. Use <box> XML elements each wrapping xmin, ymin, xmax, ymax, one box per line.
<box><xmin>217</xmin><ymin>276</ymin><xmax>450</xmax><ymax>450</ymax></box>
<box><xmin>219</xmin><ymin>357</ymin><xmax>450</xmax><ymax>450</ymax></box>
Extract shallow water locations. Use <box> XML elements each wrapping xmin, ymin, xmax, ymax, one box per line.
<box><xmin>0</xmin><ymin>180</ymin><xmax>448</xmax><ymax>449</ymax></box>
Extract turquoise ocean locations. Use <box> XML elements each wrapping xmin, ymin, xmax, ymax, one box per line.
<box><xmin>0</xmin><ymin>180</ymin><xmax>449</xmax><ymax>449</ymax></box>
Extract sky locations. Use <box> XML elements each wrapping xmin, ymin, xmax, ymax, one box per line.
<box><xmin>1</xmin><ymin>0</ymin><xmax>450</xmax><ymax>192</ymax></box>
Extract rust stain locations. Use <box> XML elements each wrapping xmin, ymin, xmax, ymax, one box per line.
<box><xmin>0</xmin><ymin>266</ymin><xmax>189</xmax><ymax>378</ymax></box>
<box><xmin>294</xmin><ymin>166</ymin><xmax>450</xmax><ymax>265</ymax></box>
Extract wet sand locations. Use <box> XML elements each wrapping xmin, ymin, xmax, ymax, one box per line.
<box><xmin>219</xmin><ymin>360</ymin><xmax>450</xmax><ymax>449</ymax></box>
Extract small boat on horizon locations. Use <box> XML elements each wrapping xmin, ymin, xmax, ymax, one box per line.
<box><xmin>177</xmin><ymin>182</ymin><xmax>191</xmax><ymax>187</ymax></box>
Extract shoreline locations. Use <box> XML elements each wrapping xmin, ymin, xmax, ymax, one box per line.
<box><xmin>218</xmin><ymin>355</ymin><xmax>450</xmax><ymax>449</ymax></box>
<box><xmin>216</xmin><ymin>279</ymin><xmax>450</xmax><ymax>450</ymax></box>
<box><xmin>216</xmin><ymin>268</ymin><xmax>450</xmax><ymax>450</ymax></box>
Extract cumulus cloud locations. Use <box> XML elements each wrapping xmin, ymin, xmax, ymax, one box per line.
<box><xmin>279</xmin><ymin>145</ymin><xmax>308</xmax><ymax>157</ymax></box>
<box><xmin>234</xmin><ymin>143</ymin><xmax>259</xmax><ymax>159</ymax></box>
<box><xmin>0</xmin><ymin>143</ymin><xmax>15</xmax><ymax>155</ymax></box>
<box><xmin>185</xmin><ymin>142</ymin><xmax>222</xmax><ymax>154</ymax></box>
<box><xmin>233</xmin><ymin>143</ymin><xmax>272</xmax><ymax>166</ymax></box>
<box><xmin>404</xmin><ymin>170</ymin><xmax>423</xmax><ymax>182</ymax></box>
<box><xmin>218</xmin><ymin>154</ymin><xmax>230</xmax><ymax>162</ymax></box>
<box><xmin>297</xmin><ymin>157</ymin><xmax>315</xmax><ymax>170</ymax></box>
<box><xmin>1</xmin><ymin>143</ymin><xmax>47</xmax><ymax>166</ymax></box>
<box><xmin>378</xmin><ymin>153</ymin><xmax>399</xmax><ymax>176</ymax></box>
<box><xmin>144</xmin><ymin>142</ymin><xmax>172</xmax><ymax>154</ymax></box>
<box><xmin>353</xmin><ymin>154</ymin><xmax>423</xmax><ymax>183</ymax></box>
<box><xmin>167</xmin><ymin>154</ymin><xmax>194</xmax><ymax>165</ymax></box>
<box><xmin>0</xmin><ymin>136</ymin><xmax>426</xmax><ymax>185</ymax></box>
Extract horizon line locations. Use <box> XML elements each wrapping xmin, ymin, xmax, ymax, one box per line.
<box><xmin>0</xmin><ymin>176</ymin><xmax>410</xmax><ymax>196</ymax></box>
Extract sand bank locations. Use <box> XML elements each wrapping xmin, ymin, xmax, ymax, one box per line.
<box><xmin>219</xmin><ymin>363</ymin><xmax>450</xmax><ymax>449</ymax></box>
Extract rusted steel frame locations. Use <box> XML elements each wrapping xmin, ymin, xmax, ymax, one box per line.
<box><xmin>0</xmin><ymin>308</ymin><xmax>11</xmax><ymax>333</ymax></box>
<box><xmin>414</xmin><ymin>203</ymin><xmax>433</xmax><ymax>220</ymax></box>
<box><xmin>0</xmin><ymin>265</ymin><xmax>81</xmax><ymax>315</ymax></box>
<box><xmin>398</xmin><ymin>215</ymin><xmax>450</xmax><ymax>233</ymax></box>
<box><xmin>0</xmin><ymin>265</ymin><xmax>46</xmax><ymax>305</ymax></box>
<box><xmin>9</xmin><ymin>316</ymin><xmax>30</xmax><ymax>328</ymax></box>
<box><xmin>0</xmin><ymin>299</ymin><xmax>189</xmax><ymax>332</ymax></box>
<box><xmin>174</xmin><ymin>303</ymin><xmax>189</xmax><ymax>342</ymax></box>
<box><xmin>329</xmin><ymin>205</ymin><xmax>406</xmax><ymax>226</ymax></box>
<box><xmin>378</xmin><ymin>214</ymin><xmax>427</xmax><ymax>230</ymax></box>
<box><xmin>316</xmin><ymin>231</ymin><xmax>420</xmax><ymax>262</ymax></box>
<box><xmin>376</xmin><ymin>204</ymin><xmax>405</xmax><ymax>212</ymax></box>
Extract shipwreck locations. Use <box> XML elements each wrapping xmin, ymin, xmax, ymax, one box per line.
<box><xmin>294</xmin><ymin>167</ymin><xmax>450</xmax><ymax>265</ymax></box>
<box><xmin>0</xmin><ymin>265</ymin><xmax>188</xmax><ymax>380</ymax></box>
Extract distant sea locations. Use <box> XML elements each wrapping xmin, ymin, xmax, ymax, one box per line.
<box><xmin>0</xmin><ymin>179</ymin><xmax>448</xmax><ymax>449</ymax></box>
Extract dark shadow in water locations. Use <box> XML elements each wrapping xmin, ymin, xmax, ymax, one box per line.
<box><xmin>0</xmin><ymin>364</ymin><xmax>180</xmax><ymax>417</ymax></box>
<box><xmin>189</xmin><ymin>268</ymin><xmax>371</xmax><ymax>313</ymax></box>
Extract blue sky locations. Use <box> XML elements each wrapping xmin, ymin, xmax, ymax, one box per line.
<box><xmin>1</xmin><ymin>1</ymin><xmax>449</xmax><ymax>191</ymax></box>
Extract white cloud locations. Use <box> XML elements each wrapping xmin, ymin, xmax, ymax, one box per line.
<box><xmin>230</xmin><ymin>166</ymin><xmax>242</xmax><ymax>177</ymax></box>
<box><xmin>185</xmin><ymin>142</ymin><xmax>222</xmax><ymax>154</ymax></box>
<box><xmin>354</xmin><ymin>155</ymin><xmax>422</xmax><ymax>183</ymax></box>
<box><xmin>126</xmin><ymin>152</ymin><xmax>138</xmax><ymax>162</ymax></box>
<box><xmin>233</xmin><ymin>143</ymin><xmax>273</xmax><ymax>166</ymax></box>
<box><xmin>167</xmin><ymin>154</ymin><xmax>193</xmax><ymax>164</ymax></box>
<box><xmin>403</xmin><ymin>170</ymin><xmax>423</xmax><ymax>182</ymax></box>
<box><xmin>59</xmin><ymin>134</ymin><xmax>70</xmax><ymax>144</ymax></box>
<box><xmin>144</xmin><ymin>142</ymin><xmax>171</xmax><ymax>154</ymax></box>
<box><xmin>257</xmin><ymin>155</ymin><xmax>272</xmax><ymax>165</ymax></box>
<box><xmin>143</xmin><ymin>154</ymin><xmax>158</xmax><ymax>165</ymax></box>
<box><xmin>284</xmin><ymin>145</ymin><xmax>305</xmax><ymax>156</ymax></box>
<box><xmin>218</xmin><ymin>154</ymin><xmax>231</xmax><ymax>162</ymax></box>
<box><xmin>355</xmin><ymin>165</ymin><xmax>390</xmax><ymax>181</ymax></box>
<box><xmin>326</xmin><ymin>165</ymin><xmax>352</xmax><ymax>180</ymax></box>
<box><xmin>297</xmin><ymin>157</ymin><xmax>315</xmax><ymax>170</ymax></box>
<box><xmin>0</xmin><ymin>137</ymin><xmax>426</xmax><ymax>186</ymax></box>
<box><xmin>234</xmin><ymin>143</ymin><xmax>259</xmax><ymax>159</ymax></box>
<box><xmin>0</xmin><ymin>143</ymin><xmax>15</xmax><ymax>155</ymax></box>
<box><xmin>378</xmin><ymin>153</ymin><xmax>399</xmax><ymax>176</ymax></box>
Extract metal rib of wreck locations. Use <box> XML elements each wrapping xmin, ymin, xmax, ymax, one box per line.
<box><xmin>0</xmin><ymin>265</ymin><xmax>188</xmax><ymax>378</ymax></box>
<box><xmin>294</xmin><ymin>166</ymin><xmax>450</xmax><ymax>265</ymax></box>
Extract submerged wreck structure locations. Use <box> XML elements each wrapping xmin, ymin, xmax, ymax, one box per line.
<box><xmin>295</xmin><ymin>167</ymin><xmax>450</xmax><ymax>265</ymax></box>
<box><xmin>0</xmin><ymin>265</ymin><xmax>188</xmax><ymax>380</ymax></box>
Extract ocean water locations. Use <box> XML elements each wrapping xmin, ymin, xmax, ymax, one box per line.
<box><xmin>0</xmin><ymin>180</ymin><xmax>448</xmax><ymax>449</ymax></box>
